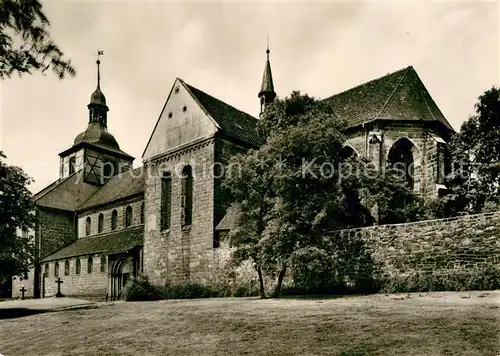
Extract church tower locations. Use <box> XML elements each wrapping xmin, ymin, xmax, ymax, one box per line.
<box><xmin>258</xmin><ymin>46</ymin><xmax>276</xmax><ymax>116</ymax></box>
<box><xmin>58</xmin><ymin>56</ymin><xmax>134</xmax><ymax>184</ymax></box>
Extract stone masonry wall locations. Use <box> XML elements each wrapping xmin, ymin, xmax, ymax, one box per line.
<box><xmin>11</xmin><ymin>269</ymin><xmax>36</xmax><ymax>299</ymax></box>
<box><xmin>77</xmin><ymin>196</ymin><xmax>144</xmax><ymax>238</ymax></box>
<box><xmin>144</xmin><ymin>138</ymin><xmax>215</xmax><ymax>285</ymax></box>
<box><xmin>333</xmin><ymin>211</ymin><xmax>500</xmax><ymax>281</ymax></box>
<box><xmin>344</xmin><ymin>121</ymin><xmax>444</xmax><ymax>198</ymax></box>
<box><xmin>39</xmin><ymin>208</ymin><xmax>75</xmax><ymax>258</ymax></box>
<box><xmin>41</xmin><ymin>254</ymin><xmax>108</xmax><ymax>299</ymax></box>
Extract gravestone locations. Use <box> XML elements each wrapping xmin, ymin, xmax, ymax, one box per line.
<box><xmin>55</xmin><ymin>277</ymin><xmax>64</xmax><ymax>298</ymax></box>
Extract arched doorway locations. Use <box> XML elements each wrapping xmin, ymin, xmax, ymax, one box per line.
<box><xmin>387</xmin><ymin>138</ymin><xmax>415</xmax><ymax>190</ymax></box>
<box><xmin>111</xmin><ymin>258</ymin><xmax>132</xmax><ymax>300</ymax></box>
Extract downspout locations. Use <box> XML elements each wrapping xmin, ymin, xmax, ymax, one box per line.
<box><xmin>363</xmin><ymin>122</ymin><xmax>368</xmax><ymax>159</ymax></box>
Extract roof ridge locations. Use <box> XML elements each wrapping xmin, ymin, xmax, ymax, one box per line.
<box><xmin>183</xmin><ymin>80</ymin><xmax>258</xmax><ymax>122</ymax></box>
<box><xmin>376</xmin><ymin>66</ymin><xmax>412</xmax><ymax>120</ymax></box>
<box><xmin>322</xmin><ymin>66</ymin><xmax>412</xmax><ymax>102</ymax></box>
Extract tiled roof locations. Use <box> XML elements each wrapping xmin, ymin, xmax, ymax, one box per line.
<box><xmin>78</xmin><ymin>166</ymin><xmax>145</xmax><ymax>211</ymax></box>
<box><xmin>323</xmin><ymin>66</ymin><xmax>453</xmax><ymax>130</ymax></box>
<box><xmin>215</xmin><ymin>204</ymin><xmax>242</xmax><ymax>231</ymax></box>
<box><xmin>182</xmin><ymin>80</ymin><xmax>261</xmax><ymax>146</ymax></box>
<box><xmin>41</xmin><ymin>226</ymin><xmax>143</xmax><ymax>262</ymax></box>
<box><xmin>34</xmin><ymin>170</ymin><xmax>101</xmax><ymax>211</ymax></box>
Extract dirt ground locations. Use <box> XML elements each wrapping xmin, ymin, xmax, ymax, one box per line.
<box><xmin>0</xmin><ymin>291</ymin><xmax>498</xmax><ymax>356</ymax></box>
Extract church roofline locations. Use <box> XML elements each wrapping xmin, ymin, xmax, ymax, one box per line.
<box><xmin>33</xmin><ymin>170</ymin><xmax>82</xmax><ymax>202</ymax></box>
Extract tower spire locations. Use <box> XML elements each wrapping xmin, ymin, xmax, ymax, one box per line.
<box><xmin>88</xmin><ymin>50</ymin><xmax>108</xmax><ymax>127</ymax></box>
<box><xmin>258</xmin><ymin>40</ymin><xmax>276</xmax><ymax>116</ymax></box>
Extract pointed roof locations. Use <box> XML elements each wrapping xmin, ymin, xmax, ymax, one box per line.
<box><xmin>181</xmin><ymin>79</ymin><xmax>261</xmax><ymax>146</ymax></box>
<box><xmin>215</xmin><ymin>204</ymin><xmax>242</xmax><ymax>231</ymax></box>
<box><xmin>323</xmin><ymin>66</ymin><xmax>454</xmax><ymax>131</ymax></box>
<box><xmin>259</xmin><ymin>48</ymin><xmax>275</xmax><ymax>97</ymax></box>
<box><xmin>89</xmin><ymin>59</ymin><xmax>107</xmax><ymax>106</ymax></box>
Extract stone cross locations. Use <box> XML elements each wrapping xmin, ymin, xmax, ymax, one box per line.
<box><xmin>19</xmin><ymin>286</ymin><xmax>27</xmax><ymax>300</ymax></box>
<box><xmin>55</xmin><ymin>277</ymin><xmax>64</xmax><ymax>298</ymax></box>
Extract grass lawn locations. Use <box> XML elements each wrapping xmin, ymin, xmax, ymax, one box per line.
<box><xmin>0</xmin><ymin>291</ymin><xmax>499</xmax><ymax>356</ymax></box>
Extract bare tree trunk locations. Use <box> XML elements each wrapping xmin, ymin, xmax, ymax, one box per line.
<box><xmin>257</xmin><ymin>266</ymin><xmax>266</xmax><ymax>299</ymax></box>
<box><xmin>272</xmin><ymin>265</ymin><xmax>287</xmax><ymax>298</ymax></box>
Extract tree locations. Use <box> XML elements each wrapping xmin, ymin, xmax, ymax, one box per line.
<box><xmin>0</xmin><ymin>151</ymin><xmax>36</xmax><ymax>286</ymax></box>
<box><xmin>224</xmin><ymin>146</ymin><xmax>279</xmax><ymax>299</ymax></box>
<box><xmin>225</xmin><ymin>92</ymin><xmax>429</xmax><ymax>297</ymax></box>
<box><xmin>0</xmin><ymin>0</ymin><xmax>75</xmax><ymax>79</ymax></box>
<box><xmin>224</xmin><ymin>93</ymin><xmax>375</xmax><ymax>298</ymax></box>
<box><xmin>444</xmin><ymin>86</ymin><xmax>500</xmax><ymax>215</ymax></box>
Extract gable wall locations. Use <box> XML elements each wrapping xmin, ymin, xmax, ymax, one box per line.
<box><xmin>143</xmin><ymin>80</ymin><xmax>218</xmax><ymax>160</ymax></box>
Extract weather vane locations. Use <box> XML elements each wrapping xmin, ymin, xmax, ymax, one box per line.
<box><xmin>95</xmin><ymin>49</ymin><xmax>104</xmax><ymax>88</ymax></box>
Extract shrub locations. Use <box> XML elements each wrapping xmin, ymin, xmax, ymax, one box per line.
<box><xmin>121</xmin><ymin>276</ymin><xmax>162</xmax><ymax>301</ymax></box>
<box><xmin>379</xmin><ymin>265</ymin><xmax>500</xmax><ymax>294</ymax></box>
<box><xmin>121</xmin><ymin>276</ymin><xmax>260</xmax><ymax>301</ymax></box>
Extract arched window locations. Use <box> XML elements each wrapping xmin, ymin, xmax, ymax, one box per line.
<box><xmin>102</xmin><ymin>161</ymin><xmax>114</xmax><ymax>180</ymax></box>
<box><xmin>64</xmin><ymin>260</ymin><xmax>70</xmax><ymax>276</ymax></box>
<box><xmin>76</xmin><ymin>258</ymin><xmax>81</xmax><ymax>275</ymax></box>
<box><xmin>111</xmin><ymin>210</ymin><xmax>118</xmax><ymax>230</ymax></box>
<box><xmin>54</xmin><ymin>262</ymin><xmax>59</xmax><ymax>277</ymax></box>
<box><xmin>161</xmin><ymin>173</ymin><xmax>172</xmax><ymax>231</ymax></box>
<box><xmin>368</xmin><ymin>135</ymin><xmax>382</xmax><ymax>168</ymax></box>
<box><xmin>340</xmin><ymin>146</ymin><xmax>357</xmax><ymax>160</ymax></box>
<box><xmin>100</xmin><ymin>255</ymin><xmax>106</xmax><ymax>273</ymax></box>
<box><xmin>98</xmin><ymin>213</ymin><xmax>104</xmax><ymax>233</ymax></box>
<box><xmin>88</xmin><ymin>257</ymin><xmax>93</xmax><ymax>274</ymax></box>
<box><xmin>387</xmin><ymin>138</ymin><xmax>415</xmax><ymax>190</ymax></box>
<box><xmin>44</xmin><ymin>263</ymin><xmax>49</xmax><ymax>277</ymax></box>
<box><xmin>85</xmin><ymin>216</ymin><xmax>91</xmax><ymax>236</ymax></box>
<box><xmin>140</xmin><ymin>202</ymin><xmax>145</xmax><ymax>224</ymax></box>
<box><xmin>69</xmin><ymin>156</ymin><xmax>76</xmax><ymax>175</ymax></box>
<box><xmin>181</xmin><ymin>166</ymin><xmax>193</xmax><ymax>227</ymax></box>
<box><xmin>125</xmin><ymin>206</ymin><xmax>133</xmax><ymax>227</ymax></box>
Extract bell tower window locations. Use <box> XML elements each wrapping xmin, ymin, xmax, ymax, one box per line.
<box><xmin>69</xmin><ymin>156</ymin><xmax>76</xmax><ymax>175</ymax></box>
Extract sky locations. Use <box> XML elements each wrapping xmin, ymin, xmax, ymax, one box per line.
<box><xmin>1</xmin><ymin>0</ymin><xmax>499</xmax><ymax>194</ymax></box>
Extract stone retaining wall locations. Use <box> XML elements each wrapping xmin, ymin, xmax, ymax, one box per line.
<box><xmin>334</xmin><ymin>211</ymin><xmax>500</xmax><ymax>281</ymax></box>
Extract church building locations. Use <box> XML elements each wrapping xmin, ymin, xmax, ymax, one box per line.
<box><xmin>12</xmin><ymin>48</ymin><xmax>454</xmax><ymax>300</ymax></box>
